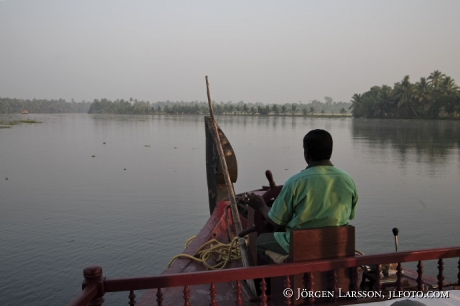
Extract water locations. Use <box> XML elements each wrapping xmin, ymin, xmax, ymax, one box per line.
<box><xmin>1</xmin><ymin>114</ymin><xmax>459</xmax><ymax>305</ymax></box>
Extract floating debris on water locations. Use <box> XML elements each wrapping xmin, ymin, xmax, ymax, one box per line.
<box><xmin>124</xmin><ymin>168</ymin><xmax>126</xmax><ymax>170</ymax></box>
<box><xmin>5</xmin><ymin>178</ymin><xmax>8</xmax><ymax>180</ymax></box>
<box><xmin>0</xmin><ymin>120</ymin><xmax>40</xmax><ymax>127</ymax></box>
<box><xmin>22</xmin><ymin>119</ymin><xmax>41</xmax><ymax>124</ymax></box>
<box><xmin>92</xmin><ymin>155</ymin><xmax>95</xmax><ymax>157</ymax></box>
<box><xmin>145</xmin><ymin>145</ymin><xmax>150</xmax><ymax>147</ymax></box>
<box><xmin>103</xmin><ymin>142</ymin><xmax>106</xmax><ymax>144</ymax></box>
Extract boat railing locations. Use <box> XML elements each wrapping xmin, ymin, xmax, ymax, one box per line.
<box><xmin>67</xmin><ymin>245</ymin><xmax>460</xmax><ymax>306</ymax></box>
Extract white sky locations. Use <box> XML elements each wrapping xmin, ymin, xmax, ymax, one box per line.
<box><xmin>1</xmin><ymin>0</ymin><xmax>459</xmax><ymax>104</ymax></box>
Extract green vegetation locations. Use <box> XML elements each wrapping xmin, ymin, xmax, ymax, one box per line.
<box><xmin>0</xmin><ymin>120</ymin><xmax>21</xmax><ymax>126</ymax></box>
<box><xmin>0</xmin><ymin>119</ymin><xmax>41</xmax><ymax>128</ymax></box>
<box><xmin>1</xmin><ymin>96</ymin><xmax>351</xmax><ymax>116</ymax></box>
<box><xmin>9</xmin><ymin>70</ymin><xmax>459</xmax><ymax>120</ymax></box>
<box><xmin>88</xmin><ymin>98</ymin><xmax>351</xmax><ymax>116</ymax></box>
<box><xmin>350</xmin><ymin>70</ymin><xmax>460</xmax><ymax>119</ymax></box>
<box><xmin>0</xmin><ymin>98</ymin><xmax>91</xmax><ymax>114</ymax></box>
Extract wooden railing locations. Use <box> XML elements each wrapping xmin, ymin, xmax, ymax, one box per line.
<box><xmin>67</xmin><ymin>246</ymin><xmax>460</xmax><ymax>306</ymax></box>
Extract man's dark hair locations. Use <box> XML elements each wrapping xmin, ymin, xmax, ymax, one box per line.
<box><xmin>303</xmin><ymin>129</ymin><xmax>333</xmax><ymax>161</ymax></box>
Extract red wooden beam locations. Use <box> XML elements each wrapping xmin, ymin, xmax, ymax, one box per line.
<box><xmin>66</xmin><ymin>284</ymin><xmax>98</xmax><ymax>306</ymax></box>
<box><xmin>103</xmin><ymin>246</ymin><xmax>460</xmax><ymax>293</ymax></box>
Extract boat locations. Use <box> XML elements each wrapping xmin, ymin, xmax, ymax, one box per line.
<box><xmin>22</xmin><ymin>109</ymin><xmax>29</xmax><ymax>114</ymax></box>
<box><xmin>68</xmin><ymin>78</ymin><xmax>460</xmax><ymax>306</ymax></box>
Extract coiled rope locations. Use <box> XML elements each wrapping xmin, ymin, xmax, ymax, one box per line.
<box><xmin>167</xmin><ymin>236</ymin><xmax>365</xmax><ymax>272</ymax></box>
<box><xmin>167</xmin><ymin>236</ymin><xmax>241</xmax><ymax>270</ymax></box>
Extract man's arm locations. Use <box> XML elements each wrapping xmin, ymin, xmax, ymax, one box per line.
<box><xmin>243</xmin><ymin>193</ymin><xmax>283</xmax><ymax>229</ymax></box>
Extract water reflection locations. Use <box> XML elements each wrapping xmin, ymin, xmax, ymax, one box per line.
<box><xmin>351</xmin><ymin>119</ymin><xmax>460</xmax><ymax>169</ymax></box>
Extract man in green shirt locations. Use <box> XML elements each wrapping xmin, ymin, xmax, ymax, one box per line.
<box><xmin>245</xmin><ymin>129</ymin><xmax>358</xmax><ymax>263</ymax></box>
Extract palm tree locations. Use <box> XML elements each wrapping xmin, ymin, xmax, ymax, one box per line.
<box><xmin>257</xmin><ymin>105</ymin><xmax>266</xmax><ymax>115</ymax></box>
<box><xmin>242</xmin><ymin>104</ymin><xmax>248</xmax><ymax>115</ymax></box>
<box><xmin>301</xmin><ymin>107</ymin><xmax>308</xmax><ymax>116</ymax></box>
<box><xmin>394</xmin><ymin>75</ymin><xmax>418</xmax><ymax>117</ymax></box>
<box><xmin>414</xmin><ymin>77</ymin><xmax>432</xmax><ymax>116</ymax></box>
<box><xmin>235</xmin><ymin>104</ymin><xmax>241</xmax><ymax>115</ymax></box>
<box><xmin>266</xmin><ymin>105</ymin><xmax>271</xmax><ymax>115</ymax></box>
<box><xmin>427</xmin><ymin>70</ymin><xmax>446</xmax><ymax>92</ymax></box>
<box><xmin>440</xmin><ymin>76</ymin><xmax>459</xmax><ymax>94</ymax></box>
<box><xmin>227</xmin><ymin>104</ymin><xmax>235</xmax><ymax>115</ymax></box>
<box><xmin>291</xmin><ymin>104</ymin><xmax>298</xmax><ymax>115</ymax></box>
<box><xmin>375</xmin><ymin>85</ymin><xmax>394</xmax><ymax>117</ymax></box>
<box><xmin>349</xmin><ymin>93</ymin><xmax>362</xmax><ymax>114</ymax></box>
<box><xmin>281</xmin><ymin>104</ymin><xmax>287</xmax><ymax>115</ymax></box>
<box><xmin>426</xmin><ymin>71</ymin><xmax>446</xmax><ymax>118</ymax></box>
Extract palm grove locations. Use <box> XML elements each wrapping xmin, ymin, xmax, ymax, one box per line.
<box><xmin>87</xmin><ymin>98</ymin><xmax>350</xmax><ymax>116</ymax></box>
<box><xmin>0</xmin><ymin>97</ymin><xmax>351</xmax><ymax>116</ymax></box>
<box><xmin>349</xmin><ymin>70</ymin><xmax>460</xmax><ymax>119</ymax></box>
<box><xmin>1</xmin><ymin>70</ymin><xmax>459</xmax><ymax>119</ymax></box>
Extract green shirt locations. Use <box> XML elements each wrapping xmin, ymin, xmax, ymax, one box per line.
<box><xmin>268</xmin><ymin>166</ymin><xmax>358</xmax><ymax>253</ymax></box>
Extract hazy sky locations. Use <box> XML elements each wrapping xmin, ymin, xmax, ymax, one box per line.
<box><xmin>1</xmin><ymin>0</ymin><xmax>459</xmax><ymax>104</ymax></box>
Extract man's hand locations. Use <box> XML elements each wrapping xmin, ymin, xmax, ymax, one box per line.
<box><xmin>239</xmin><ymin>193</ymin><xmax>266</xmax><ymax>211</ymax></box>
<box><xmin>238</xmin><ymin>192</ymin><xmax>282</xmax><ymax>230</ymax></box>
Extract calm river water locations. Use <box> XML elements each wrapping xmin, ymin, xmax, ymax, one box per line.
<box><xmin>1</xmin><ymin>114</ymin><xmax>459</xmax><ymax>305</ymax></box>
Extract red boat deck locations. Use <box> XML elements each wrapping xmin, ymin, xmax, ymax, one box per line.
<box><xmin>138</xmin><ymin>201</ymin><xmax>254</xmax><ymax>306</ymax></box>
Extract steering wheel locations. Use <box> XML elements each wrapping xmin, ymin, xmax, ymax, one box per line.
<box><xmin>237</xmin><ymin>170</ymin><xmax>283</xmax><ymax>237</ymax></box>
<box><xmin>262</xmin><ymin>170</ymin><xmax>283</xmax><ymax>206</ymax></box>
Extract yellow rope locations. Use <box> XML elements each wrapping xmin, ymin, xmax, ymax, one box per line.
<box><xmin>184</xmin><ymin>235</ymin><xmax>196</xmax><ymax>249</ymax></box>
<box><xmin>167</xmin><ymin>238</ymin><xmax>364</xmax><ymax>270</ymax></box>
<box><xmin>167</xmin><ymin>236</ymin><xmax>241</xmax><ymax>270</ymax></box>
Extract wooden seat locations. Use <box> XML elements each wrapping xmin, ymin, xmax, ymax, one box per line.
<box><xmin>273</xmin><ymin>225</ymin><xmax>356</xmax><ymax>305</ymax></box>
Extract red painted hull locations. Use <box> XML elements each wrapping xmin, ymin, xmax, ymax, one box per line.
<box><xmin>138</xmin><ymin>201</ymin><xmax>254</xmax><ymax>305</ymax></box>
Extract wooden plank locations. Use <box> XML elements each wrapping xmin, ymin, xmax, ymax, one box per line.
<box><xmin>288</xmin><ymin>226</ymin><xmax>355</xmax><ymax>305</ymax></box>
<box><xmin>105</xmin><ymin>246</ymin><xmax>460</xmax><ymax>292</ymax></box>
<box><xmin>66</xmin><ymin>285</ymin><xmax>98</xmax><ymax>306</ymax></box>
<box><xmin>289</xmin><ymin>226</ymin><xmax>355</xmax><ymax>261</ymax></box>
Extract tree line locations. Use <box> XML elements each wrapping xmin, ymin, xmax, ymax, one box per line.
<box><xmin>88</xmin><ymin>98</ymin><xmax>351</xmax><ymax>116</ymax></box>
<box><xmin>10</xmin><ymin>70</ymin><xmax>460</xmax><ymax>120</ymax></box>
<box><xmin>0</xmin><ymin>96</ymin><xmax>350</xmax><ymax>116</ymax></box>
<box><xmin>0</xmin><ymin>98</ymin><xmax>91</xmax><ymax>114</ymax></box>
<box><xmin>349</xmin><ymin>70</ymin><xmax>460</xmax><ymax>119</ymax></box>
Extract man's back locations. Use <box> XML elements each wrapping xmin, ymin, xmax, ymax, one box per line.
<box><xmin>245</xmin><ymin>129</ymin><xmax>359</xmax><ymax>261</ymax></box>
<box><xmin>268</xmin><ymin>165</ymin><xmax>358</xmax><ymax>253</ymax></box>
